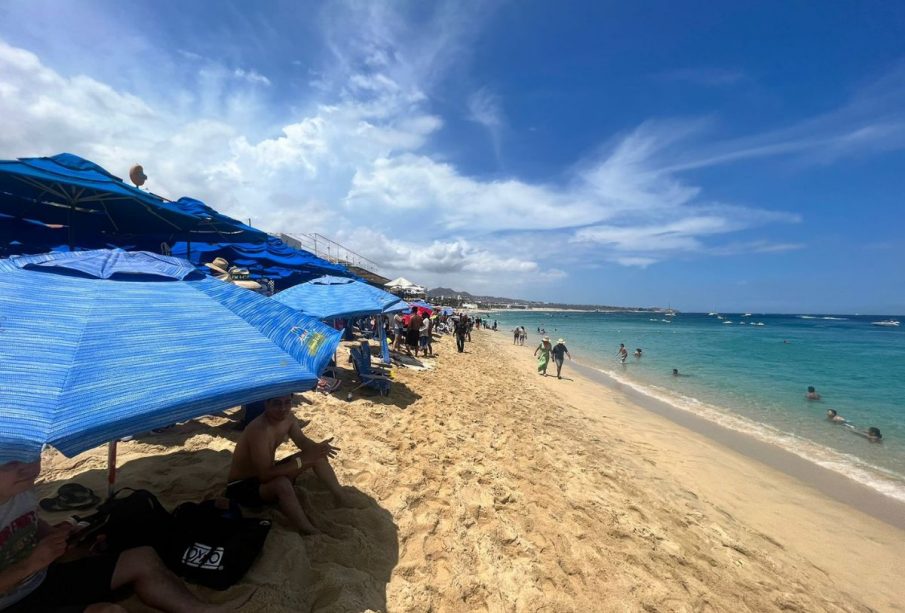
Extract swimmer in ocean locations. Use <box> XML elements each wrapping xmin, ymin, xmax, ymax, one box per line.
<box><xmin>846</xmin><ymin>426</ymin><xmax>883</xmax><ymax>443</ymax></box>
<box><xmin>806</xmin><ymin>386</ymin><xmax>821</xmax><ymax>400</ymax></box>
<box><xmin>825</xmin><ymin>409</ymin><xmax>846</xmax><ymax>423</ymax></box>
<box><xmin>672</xmin><ymin>368</ymin><xmax>679</xmax><ymax>376</ymax></box>
<box><xmin>634</xmin><ymin>348</ymin><xmax>642</xmax><ymax>358</ymax></box>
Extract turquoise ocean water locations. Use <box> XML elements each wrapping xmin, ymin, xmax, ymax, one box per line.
<box><xmin>487</xmin><ymin>311</ymin><xmax>905</xmax><ymax>502</ymax></box>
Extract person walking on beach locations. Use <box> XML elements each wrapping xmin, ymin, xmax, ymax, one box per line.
<box><xmin>425</xmin><ymin>315</ymin><xmax>434</xmax><ymax>356</ymax></box>
<box><xmin>392</xmin><ymin>312</ymin><xmax>404</xmax><ymax>351</ymax></box>
<box><xmin>407</xmin><ymin>307</ymin><xmax>423</xmax><ymax>357</ymax></box>
<box><xmin>552</xmin><ymin>338</ymin><xmax>571</xmax><ymax>379</ymax></box>
<box><xmin>617</xmin><ymin>343</ymin><xmax>628</xmax><ymax>363</ymax></box>
<box><xmin>534</xmin><ymin>336</ymin><xmax>553</xmax><ymax>376</ymax></box>
<box><xmin>454</xmin><ymin>315</ymin><xmax>468</xmax><ymax>353</ymax></box>
<box><xmin>419</xmin><ymin>314</ymin><xmax>431</xmax><ymax>357</ymax></box>
<box><xmin>513</xmin><ymin>327</ymin><xmax>520</xmax><ymax>344</ymax></box>
<box><xmin>226</xmin><ymin>395</ymin><xmax>347</xmax><ymax>535</ymax></box>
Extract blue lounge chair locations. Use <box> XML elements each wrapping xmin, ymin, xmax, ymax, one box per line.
<box><xmin>359</xmin><ymin>341</ymin><xmax>392</xmax><ymax>372</ymax></box>
<box><xmin>349</xmin><ymin>346</ymin><xmax>391</xmax><ymax>397</ymax></box>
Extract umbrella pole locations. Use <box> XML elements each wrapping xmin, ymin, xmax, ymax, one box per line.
<box><xmin>106</xmin><ymin>440</ymin><xmax>117</xmax><ymax>498</ymax></box>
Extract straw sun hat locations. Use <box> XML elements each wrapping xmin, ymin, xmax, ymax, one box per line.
<box><xmin>203</xmin><ymin>258</ymin><xmax>262</xmax><ymax>290</ymax></box>
<box><xmin>204</xmin><ymin>257</ymin><xmax>229</xmax><ymax>275</ymax></box>
<box><xmin>558</xmin><ymin>338</ymin><xmax>565</xmax><ymax>344</ymax></box>
<box><xmin>543</xmin><ymin>336</ymin><xmax>550</xmax><ymax>342</ymax></box>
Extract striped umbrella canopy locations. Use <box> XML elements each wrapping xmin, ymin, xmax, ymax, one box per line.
<box><xmin>0</xmin><ymin>249</ymin><xmax>341</xmax><ymax>463</ymax></box>
<box><xmin>0</xmin><ymin>153</ymin><xmax>201</xmax><ymax>241</ymax></box>
<box><xmin>272</xmin><ymin>274</ymin><xmax>406</xmax><ymax>320</ymax></box>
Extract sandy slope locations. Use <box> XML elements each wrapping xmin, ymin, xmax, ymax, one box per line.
<box><xmin>38</xmin><ymin>330</ymin><xmax>904</xmax><ymax>612</ymax></box>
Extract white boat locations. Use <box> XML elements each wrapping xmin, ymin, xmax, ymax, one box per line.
<box><xmin>743</xmin><ymin>313</ymin><xmax>752</xmax><ymax>317</ymax></box>
<box><xmin>871</xmin><ymin>320</ymin><xmax>900</xmax><ymax>327</ymax></box>
<box><xmin>707</xmin><ymin>312</ymin><xmax>718</xmax><ymax>316</ymax></box>
<box><xmin>723</xmin><ymin>320</ymin><xmax>733</xmax><ymax>324</ymax></box>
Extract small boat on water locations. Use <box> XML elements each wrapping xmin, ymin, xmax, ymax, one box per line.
<box><xmin>707</xmin><ymin>312</ymin><xmax>718</xmax><ymax>316</ymax></box>
<box><xmin>742</xmin><ymin>313</ymin><xmax>752</xmax><ymax>317</ymax></box>
<box><xmin>871</xmin><ymin>320</ymin><xmax>900</xmax><ymax>327</ymax></box>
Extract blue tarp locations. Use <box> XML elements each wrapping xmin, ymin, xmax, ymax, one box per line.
<box><xmin>0</xmin><ymin>249</ymin><xmax>341</xmax><ymax>462</ymax></box>
<box><xmin>272</xmin><ymin>274</ymin><xmax>406</xmax><ymax>320</ymax></box>
<box><xmin>170</xmin><ymin>236</ymin><xmax>353</xmax><ymax>290</ymax></box>
<box><xmin>0</xmin><ymin>153</ymin><xmax>201</xmax><ymax>239</ymax></box>
<box><xmin>171</xmin><ymin>197</ymin><xmax>268</xmax><ymax>243</ymax></box>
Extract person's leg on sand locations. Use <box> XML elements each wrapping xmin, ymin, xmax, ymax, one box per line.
<box><xmin>555</xmin><ymin>357</ymin><xmax>563</xmax><ymax>378</ymax></box>
<box><xmin>111</xmin><ymin>546</ymin><xmax>226</xmax><ymax>613</ymax></box>
<box><xmin>259</xmin><ymin>477</ymin><xmax>320</xmax><ymax>535</ymax></box>
<box><xmin>312</xmin><ymin>457</ymin><xmax>356</xmax><ymax>507</ymax></box>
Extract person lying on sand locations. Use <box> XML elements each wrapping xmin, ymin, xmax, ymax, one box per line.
<box><xmin>0</xmin><ymin>459</ymin><xmax>226</xmax><ymax>612</ymax></box>
<box><xmin>225</xmin><ymin>395</ymin><xmax>350</xmax><ymax>535</ymax></box>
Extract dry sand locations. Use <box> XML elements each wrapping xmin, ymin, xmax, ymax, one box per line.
<box><xmin>38</xmin><ymin>329</ymin><xmax>905</xmax><ymax>612</ymax></box>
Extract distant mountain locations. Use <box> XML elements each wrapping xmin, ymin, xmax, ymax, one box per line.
<box><xmin>426</xmin><ymin>287</ymin><xmax>663</xmax><ymax>312</ymax></box>
<box><xmin>427</xmin><ymin>287</ymin><xmax>474</xmax><ymax>300</ymax></box>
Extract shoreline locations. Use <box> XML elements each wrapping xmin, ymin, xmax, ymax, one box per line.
<box><xmin>487</xmin><ymin>330</ymin><xmax>905</xmax><ymax>609</ymax></box>
<box><xmin>570</xmin><ymin>357</ymin><xmax>905</xmax><ymax>531</ymax></box>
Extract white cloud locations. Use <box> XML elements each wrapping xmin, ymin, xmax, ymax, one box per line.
<box><xmin>4</xmin><ymin>6</ymin><xmax>901</xmax><ymax>292</ymax></box>
<box><xmin>233</xmin><ymin>68</ymin><xmax>271</xmax><ymax>86</ymax></box>
<box><xmin>467</xmin><ymin>87</ymin><xmax>504</xmax><ymax>161</ymax></box>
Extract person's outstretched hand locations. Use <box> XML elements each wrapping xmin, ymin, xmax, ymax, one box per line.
<box><xmin>299</xmin><ymin>438</ymin><xmax>340</xmax><ymax>467</ymax></box>
<box><xmin>31</xmin><ymin>524</ymin><xmax>70</xmax><ymax>569</ymax></box>
<box><xmin>316</xmin><ymin>437</ymin><xmax>340</xmax><ymax>460</ymax></box>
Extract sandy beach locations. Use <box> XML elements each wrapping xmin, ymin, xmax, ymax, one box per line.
<box><xmin>36</xmin><ymin>329</ymin><xmax>905</xmax><ymax>612</ymax></box>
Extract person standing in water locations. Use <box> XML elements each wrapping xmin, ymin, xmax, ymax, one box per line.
<box><xmin>534</xmin><ymin>336</ymin><xmax>553</xmax><ymax>376</ymax></box>
<box><xmin>617</xmin><ymin>343</ymin><xmax>628</xmax><ymax>363</ymax></box>
<box><xmin>806</xmin><ymin>386</ymin><xmax>821</xmax><ymax>400</ymax></box>
<box><xmin>552</xmin><ymin>338</ymin><xmax>571</xmax><ymax>379</ymax></box>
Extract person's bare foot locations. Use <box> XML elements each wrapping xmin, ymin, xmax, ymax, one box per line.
<box><xmin>334</xmin><ymin>490</ymin><xmax>367</xmax><ymax>509</ymax></box>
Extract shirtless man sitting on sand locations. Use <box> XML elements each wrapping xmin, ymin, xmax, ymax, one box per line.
<box><xmin>225</xmin><ymin>395</ymin><xmax>350</xmax><ymax>535</ymax></box>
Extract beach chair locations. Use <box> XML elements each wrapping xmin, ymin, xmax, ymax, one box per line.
<box><xmin>315</xmin><ymin>366</ymin><xmax>342</xmax><ymax>395</ymax></box>
<box><xmin>359</xmin><ymin>341</ymin><xmax>392</xmax><ymax>373</ymax></box>
<box><xmin>349</xmin><ymin>346</ymin><xmax>391</xmax><ymax>396</ymax></box>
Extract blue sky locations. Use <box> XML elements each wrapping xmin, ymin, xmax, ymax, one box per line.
<box><xmin>1</xmin><ymin>1</ymin><xmax>903</xmax><ymax>313</ymax></box>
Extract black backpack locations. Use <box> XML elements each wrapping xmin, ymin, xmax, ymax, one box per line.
<box><xmin>167</xmin><ymin>499</ymin><xmax>271</xmax><ymax>590</ymax></box>
<box><xmin>72</xmin><ymin>488</ymin><xmax>173</xmax><ymax>556</ymax></box>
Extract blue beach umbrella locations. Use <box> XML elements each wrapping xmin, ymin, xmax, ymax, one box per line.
<box><xmin>272</xmin><ymin>275</ymin><xmax>406</xmax><ymax>320</ymax></box>
<box><xmin>408</xmin><ymin>299</ymin><xmax>435</xmax><ymax>311</ymax></box>
<box><xmin>0</xmin><ymin>249</ymin><xmax>341</xmax><ymax>465</ymax></box>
